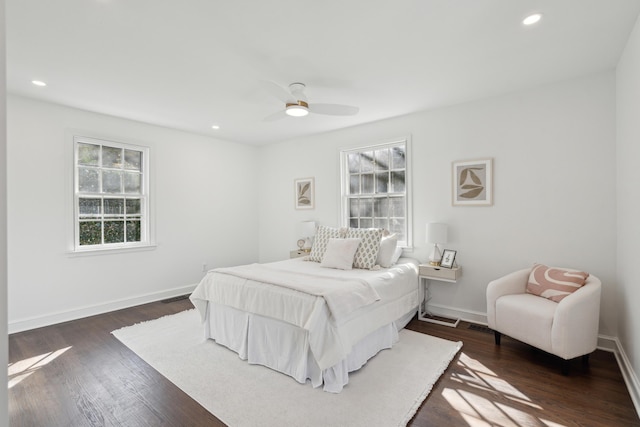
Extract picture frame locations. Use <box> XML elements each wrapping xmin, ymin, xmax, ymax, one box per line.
<box><xmin>294</xmin><ymin>177</ymin><xmax>314</xmax><ymax>210</ymax></box>
<box><xmin>452</xmin><ymin>158</ymin><xmax>493</xmax><ymax>206</ymax></box>
<box><xmin>440</xmin><ymin>249</ymin><xmax>457</xmax><ymax>269</ymax></box>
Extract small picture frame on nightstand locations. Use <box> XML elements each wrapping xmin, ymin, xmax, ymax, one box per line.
<box><xmin>440</xmin><ymin>250</ymin><xmax>457</xmax><ymax>268</ymax></box>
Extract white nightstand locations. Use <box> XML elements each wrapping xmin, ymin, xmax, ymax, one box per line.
<box><xmin>418</xmin><ymin>264</ymin><xmax>462</xmax><ymax>327</ymax></box>
<box><xmin>290</xmin><ymin>250</ymin><xmax>308</xmax><ymax>259</ymax></box>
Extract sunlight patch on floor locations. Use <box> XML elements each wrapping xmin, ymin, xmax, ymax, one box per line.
<box><xmin>8</xmin><ymin>346</ymin><xmax>72</xmax><ymax>389</ymax></box>
<box><xmin>442</xmin><ymin>352</ymin><xmax>568</xmax><ymax>427</ymax></box>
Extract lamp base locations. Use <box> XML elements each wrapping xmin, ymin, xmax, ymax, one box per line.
<box><xmin>429</xmin><ymin>260</ymin><xmax>441</xmax><ymax>266</ymax></box>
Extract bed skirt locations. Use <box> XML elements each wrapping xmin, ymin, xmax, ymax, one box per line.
<box><xmin>203</xmin><ymin>302</ymin><xmax>417</xmax><ymax>393</ymax></box>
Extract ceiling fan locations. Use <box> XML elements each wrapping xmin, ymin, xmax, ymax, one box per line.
<box><xmin>262</xmin><ymin>81</ymin><xmax>359</xmax><ymax>121</ymax></box>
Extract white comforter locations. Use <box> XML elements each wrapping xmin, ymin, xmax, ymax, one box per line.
<box><xmin>190</xmin><ymin>258</ymin><xmax>419</xmax><ymax>370</ymax></box>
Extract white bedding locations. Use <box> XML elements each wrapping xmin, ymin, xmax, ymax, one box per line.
<box><xmin>190</xmin><ymin>257</ymin><xmax>420</xmax><ymax>391</ymax></box>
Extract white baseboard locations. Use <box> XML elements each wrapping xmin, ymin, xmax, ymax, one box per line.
<box><xmin>427</xmin><ymin>303</ymin><xmax>489</xmax><ymax>325</ymax></box>
<box><xmin>8</xmin><ymin>284</ymin><xmax>197</xmax><ymax>334</ymax></box>
<box><xmin>611</xmin><ymin>336</ymin><xmax>640</xmax><ymax>418</ymax></box>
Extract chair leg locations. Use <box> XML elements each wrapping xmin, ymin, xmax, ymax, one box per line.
<box><xmin>494</xmin><ymin>331</ymin><xmax>501</xmax><ymax>345</ymax></box>
<box><xmin>582</xmin><ymin>354</ymin><xmax>590</xmax><ymax>365</ymax></box>
<box><xmin>561</xmin><ymin>359</ymin><xmax>570</xmax><ymax>375</ymax></box>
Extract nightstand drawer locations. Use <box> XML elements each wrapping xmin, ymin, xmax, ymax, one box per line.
<box><xmin>419</xmin><ymin>265</ymin><xmax>461</xmax><ymax>281</ymax></box>
<box><xmin>290</xmin><ymin>250</ymin><xmax>308</xmax><ymax>259</ymax></box>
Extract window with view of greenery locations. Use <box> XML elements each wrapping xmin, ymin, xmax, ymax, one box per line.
<box><xmin>340</xmin><ymin>139</ymin><xmax>411</xmax><ymax>247</ymax></box>
<box><xmin>74</xmin><ymin>136</ymin><xmax>149</xmax><ymax>251</ymax></box>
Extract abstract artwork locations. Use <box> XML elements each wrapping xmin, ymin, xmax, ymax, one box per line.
<box><xmin>294</xmin><ymin>177</ymin><xmax>314</xmax><ymax>209</ymax></box>
<box><xmin>452</xmin><ymin>158</ymin><xmax>493</xmax><ymax>206</ymax></box>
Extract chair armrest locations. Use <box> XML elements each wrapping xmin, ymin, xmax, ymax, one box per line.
<box><xmin>551</xmin><ymin>275</ymin><xmax>602</xmax><ymax>359</ymax></box>
<box><xmin>486</xmin><ymin>268</ymin><xmax>530</xmax><ymax>328</ymax></box>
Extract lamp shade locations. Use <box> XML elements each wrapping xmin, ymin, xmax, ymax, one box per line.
<box><xmin>426</xmin><ymin>223</ymin><xmax>448</xmax><ymax>244</ymax></box>
<box><xmin>300</xmin><ymin>221</ymin><xmax>316</xmax><ymax>237</ymax></box>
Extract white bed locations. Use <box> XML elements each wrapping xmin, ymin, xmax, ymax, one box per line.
<box><xmin>190</xmin><ymin>256</ymin><xmax>419</xmax><ymax>393</ymax></box>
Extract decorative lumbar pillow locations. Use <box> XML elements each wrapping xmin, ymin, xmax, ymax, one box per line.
<box><xmin>320</xmin><ymin>238</ymin><xmax>361</xmax><ymax>270</ymax></box>
<box><xmin>376</xmin><ymin>233</ymin><xmax>398</xmax><ymax>268</ymax></box>
<box><xmin>309</xmin><ymin>226</ymin><xmax>346</xmax><ymax>262</ymax></box>
<box><xmin>526</xmin><ymin>264</ymin><xmax>589</xmax><ymax>302</ymax></box>
<box><xmin>346</xmin><ymin>228</ymin><xmax>384</xmax><ymax>269</ymax></box>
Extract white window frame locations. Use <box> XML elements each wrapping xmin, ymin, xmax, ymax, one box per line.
<box><xmin>339</xmin><ymin>137</ymin><xmax>412</xmax><ymax>248</ymax></box>
<box><xmin>73</xmin><ymin>135</ymin><xmax>151</xmax><ymax>252</ymax></box>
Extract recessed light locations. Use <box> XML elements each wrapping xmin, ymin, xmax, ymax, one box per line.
<box><xmin>523</xmin><ymin>13</ymin><xmax>542</xmax><ymax>26</ymax></box>
<box><xmin>211</xmin><ymin>125</ymin><xmax>220</xmax><ymax>130</ymax></box>
<box><xmin>32</xmin><ymin>80</ymin><xmax>47</xmax><ymax>87</ymax></box>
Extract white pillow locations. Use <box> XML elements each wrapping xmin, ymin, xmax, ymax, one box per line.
<box><xmin>376</xmin><ymin>233</ymin><xmax>398</xmax><ymax>268</ymax></box>
<box><xmin>320</xmin><ymin>238</ymin><xmax>361</xmax><ymax>270</ymax></box>
<box><xmin>390</xmin><ymin>246</ymin><xmax>403</xmax><ymax>265</ymax></box>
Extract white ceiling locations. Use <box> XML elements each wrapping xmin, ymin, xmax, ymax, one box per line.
<box><xmin>7</xmin><ymin>1</ymin><xmax>640</xmax><ymax>145</ymax></box>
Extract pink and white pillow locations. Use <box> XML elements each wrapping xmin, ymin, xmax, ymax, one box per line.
<box><xmin>526</xmin><ymin>264</ymin><xmax>589</xmax><ymax>302</ymax></box>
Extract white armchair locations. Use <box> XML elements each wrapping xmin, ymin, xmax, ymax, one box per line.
<box><xmin>486</xmin><ymin>268</ymin><xmax>601</xmax><ymax>374</ymax></box>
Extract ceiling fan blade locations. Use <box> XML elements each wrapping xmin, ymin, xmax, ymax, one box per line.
<box><xmin>309</xmin><ymin>103</ymin><xmax>359</xmax><ymax>116</ymax></box>
<box><xmin>263</xmin><ymin>109</ymin><xmax>288</xmax><ymax>122</ymax></box>
<box><xmin>259</xmin><ymin>80</ymin><xmax>295</xmax><ymax>103</ymax></box>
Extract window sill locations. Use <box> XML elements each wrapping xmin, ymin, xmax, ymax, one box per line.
<box><xmin>67</xmin><ymin>244</ymin><xmax>157</xmax><ymax>257</ymax></box>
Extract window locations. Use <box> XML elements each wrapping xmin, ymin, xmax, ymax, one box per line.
<box><xmin>340</xmin><ymin>138</ymin><xmax>411</xmax><ymax>247</ymax></box>
<box><xmin>73</xmin><ymin>136</ymin><xmax>150</xmax><ymax>251</ymax></box>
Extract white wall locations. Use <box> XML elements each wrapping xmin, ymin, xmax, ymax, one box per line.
<box><xmin>1</xmin><ymin>0</ymin><xmax>9</xmax><ymax>423</ymax></box>
<box><xmin>7</xmin><ymin>96</ymin><xmax>259</xmax><ymax>331</ymax></box>
<box><xmin>258</xmin><ymin>72</ymin><xmax>618</xmax><ymax>334</ymax></box>
<box><xmin>616</xmin><ymin>12</ymin><xmax>640</xmax><ymax>409</ymax></box>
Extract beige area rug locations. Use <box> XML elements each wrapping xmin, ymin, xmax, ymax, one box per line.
<box><xmin>112</xmin><ymin>309</ymin><xmax>462</xmax><ymax>427</ymax></box>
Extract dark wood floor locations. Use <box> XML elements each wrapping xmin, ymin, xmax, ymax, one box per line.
<box><xmin>8</xmin><ymin>298</ymin><xmax>640</xmax><ymax>427</ymax></box>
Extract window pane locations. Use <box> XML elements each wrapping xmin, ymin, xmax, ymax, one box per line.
<box><xmin>79</xmin><ymin>198</ymin><xmax>101</xmax><ymax>217</ymax></box>
<box><xmin>126</xmin><ymin>220</ymin><xmax>141</xmax><ymax>242</ymax></box>
<box><xmin>349</xmin><ymin>175</ymin><xmax>360</xmax><ymax>194</ymax></box>
<box><xmin>390</xmin><ymin>197</ymin><xmax>405</xmax><ymax>217</ymax></box>
<box><xmin>126</xmin><ymin>199</ymin><xmax>141</xmax><ymax>215</ymax></box>
<box><xmin>391</xmin><ymin>171</ymin><xmax>405</xmax><ymax>193</ymax></box>
<box><xmin>104</xmin><ymin>198</ymin><xmax>124</xmax><ymax>216</ymax></box>
<box><xmin>349</xmin><ymin>198</ymin><xmax>359</xmax><ymax>217</ymax></box>
<box><xmin>102</xmin><ymin>146</ymin><xmax>123</xmax><ymax>169</ymax></box>
<box><xmin>79</xmin><ymin>221</ymin><xmax>102</xmax><ymax>245</ymax></box>
<box><xmin>78</xmin><ymin>143</ymin><xmax>99</xmax><ymax>166</ymax></box>
<box><xmin>104</xmin><ymin>221</ymin><xmax>124</xmax><ymax>243</ymax></box>
<box><xmin>361</xmin><ymin>152</ymin><xmax>374</xmax><ymax>172</ymax></box>
<box><xmin>360</xmin><ymin>198</ymin><xmax>373</xmax><ymax>217</ymax></box>
<box><xmin>375</xmin><ymin>148</ymin><xmax>389</xmax><ymax>171</ymax></box>
<box><xmin>375</xmin><ymin>172</ymin><xmax>388</xmax><ymax>193</ymax></box>
<box><xmin>124</xmin><ymin>149</ymin><xmax>142</xmax><ymax>171</ymax></box>
<box><xmin>361</xmin><ymin>173</ymin><xmax>374</xmax><ymax>194</ymax></box>
<box><xmin>391</xmin><ymin>146</ymin><xmax>405</xmax><ymax>169</ymax></box>
<box><xmin>374</xmin><ymin>218</ymin><xmax>389</xmax><ymax>230</ymax></box>
<box><xmin>360</xmin><ymin>219</ymin><xmax>373</xmax><ymax>229</ymax></box>
<box><xmin>374</xmin><ymin>197</ymin><xmax>389</xmax><ymax>218</ymax></box>
<box><xmin>78</xmin><ymin>168</ymin><xmax>100</xmax><ymax>192</ymax></box>
<box><xmin>348</xmin><ymin>153</ymin><xmax>360</xmax><ymax>173</ymax></box>
<box><xmin>349</xmin><ymin>218</ymin><xmax>359</xmax><ymax>228</ymax></box>
<box><xmin>103</xmin><ymin>171</ymin><xmax>122</xmax><ymax>193</ymax></box>
<box><xmin>124</xmin><ymin>172</ymin><xmax>141</xmax><ymax>194</ymax></box>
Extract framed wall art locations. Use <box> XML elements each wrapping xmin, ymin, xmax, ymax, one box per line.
<box><xmin>440</xmin><ymin>249</ymin><xmax>457</xmax><ymax>268</ymax></box>
<box><xmin>294</xmin><ymin>177</ymin><xmax>315</xmax><ymax>210</ymax></box>
<box><xmin>452</xmin><ymin>158</ymin><xmax>493</xmax><ymax>206</ymax></box>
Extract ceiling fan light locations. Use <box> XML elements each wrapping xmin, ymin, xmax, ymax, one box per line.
<box><xmin>523</xmin><ymin>13</ymin><xmax>542</xmax><ymax>26</ymax></box>
<box><xmin>285</xmin><ymin>101</ymin><xmax>309</xmax><ymax>117</ymax></box>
